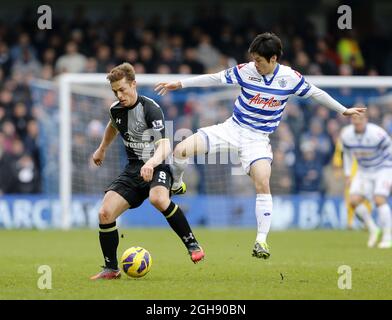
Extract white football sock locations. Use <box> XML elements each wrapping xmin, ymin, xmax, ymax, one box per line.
<box><xmin>355</xmin><ymin>203</ymin><xmax>378</xmax><ymax>234</ymax></box>
<box><xmin>255</xmin><ymin>194</ymin><xmax>273</xmax><ymax>243</ymax></box>
<box><xmin>171</xmin><ymin>156</ymin><xmax>188</xmax><ymax>189</ymax></box>
<box><xmin>377</xmin><ymin>203</ymin><xmax>392</xmax><ymax>242</ymax></box>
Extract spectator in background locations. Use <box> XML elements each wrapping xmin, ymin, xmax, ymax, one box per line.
<box><xmin>55</xmin><ymin>41</ymin><xmax>87</xmax><ymax>73</ymax></box>
<box><xmin>24</xmin><ymin>119</ymin><xmax>41</xmax><ymax>169</ymax></box>
<box><xmin>156</xmin><ymin>64</ymin><xmax>171</xmax><ymax>74</ymax></box>
<box><xmin>84</xmin><ymin>57</ymin><xmax>98</xmax><ymax>73</ymax></box>
<box><xmin>0</xmin><ymin>105</ymin><xmax>7</xmax><ymax>127</ymax></box>
<box><xmin>294</xmin><ymin>141</ymin><xmax>324</xmax><ymax>194</ymax></box>
<box><xmin>292</xmin><ymin>50</ymin><xmax>311</xmax><ymax>75</ymax></box>
<box><xmin>300</xmin><ymin>118</ymin><xmax>333</xmax><ymax>165</ymax></box>
<box><xmin>284</xmin><ymin>101</ymin><xmax>304</xmax><ymax>141</ymax></box>
<box><xmin>183</xmin><ymin>47</ymin><xmax>205</xmax><ymax>74</ymax></box>
<box><xmin>13</xmin><ymin>154</ymin><xmax>41</xmax><ymax>193</ymax></box>
<box><xmin>337</xmin><ymin>30</ymin><xmax>365</xmax><ymax>75</ymax></box>
<box><xmin>96</xmin><ymin>44</ymin><xmax>113</xmax><ymax>73</ymax></box>
<box><xmin>12</xmin><ymin>102</ymin><xmax>32</xmax><ymax>139</ymax></box>
<box><xmin>367</xmin><ymin>104</ymin><xmax>382</xmax><ymax>125</ymax></box>
<box><xmin>0</xmin><ymin>133</ymin><xmax>14</xmax><ymax>194</ymax></box>
<box><xmin>10</xmin><ymin>33</ymin><xmax>37</xmax><ymax>62</ymax></box>
<box><xmin>123</xmin><ymin>48</ymin><xmax>138</xmax><ymax>66</ymax></box>
<box><xmin>1</xmin><ymin>120</ymin><xmax>18</xmax><ymax>153</ymax></box>
<box><xmin>11</xmin><ymin>48</ymin><xmax>42</xmax><ymax>79</ymax></box>
<box><xmin>39</xmin><ymin>65</ymin><xmax>54</xmax><ymax>80</ymax></box>
<box><xmin>41</xmin><ymin>48</ymin><xmax>57</xmax><ymax>68</ymax></box>
<box><xmin>139</xmin><ymin>45</ymin><xmax>156</xmax><ymax>73</ymax></box>
<box><xmin>0</xmin><ymin>41</ymin><xmax>12</xmax><ymax>77</ymax></box>
<box><xmin>159</xmin><ymin>46</ymin><xmax>179</xmax><ymax>73</ymax></box>
<box><xmin>270</xmin><ymin>149</ymin><xmax>293</xmax><ymax>194</ymax></box>
<box><xmin>196</xmin><ymin>34</ymin><xmax>221</xmax><ymax>72</ymax></box>
<box><xmin>178</xmin><ymin>64</ymin><xmax>192</xmax><ymax>74</ymax></box>
<box><xmin>314</xmin><ymin>39</ymin><xmax>339</xmax><ymax>75</ymax></box>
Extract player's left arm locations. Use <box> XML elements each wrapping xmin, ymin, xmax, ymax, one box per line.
<box><xmin>291</xmin><ymin>72</ymin><xmax>366</xmax><ymax>116</ymax></box>
<box><xmin>154</xmin><ymin>64</ymin><xmax>246</xmax><ymax>95</ymax></box>
<box><xmin>309</xmin><ymin>86</ymin><xmax>366</xmax><ymax>116</ymax></box>
<box><xmin>140</xmin><ymin>99</ymin><xmax>171</xmax><ymax>181</ymax></box>
<box><xmin>377</xmin><ymin>127</ymin><xmax>392</xmax><ymax>153</ymax></box>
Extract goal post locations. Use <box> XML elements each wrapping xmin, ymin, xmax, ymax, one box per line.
<box><xmin>54</xmin><ymin>74</ymin><xmax>392</xmax><ymax>230</ymax></box>
<box><xmin>58</xmin><ymin>73</ymin><xmax>197</xmax><ymax>229</ymax></box>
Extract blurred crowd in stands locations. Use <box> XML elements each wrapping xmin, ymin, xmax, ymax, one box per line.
<box><xmin>1</xmin><ymin>3</ymin><xmax>392</xmax><ymax>195</ymax></box>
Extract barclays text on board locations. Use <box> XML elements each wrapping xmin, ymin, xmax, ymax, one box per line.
<box><xmin>0</xmin><ymin>195</ymin><xmax>360</xmax><ymax>229</ymax></box>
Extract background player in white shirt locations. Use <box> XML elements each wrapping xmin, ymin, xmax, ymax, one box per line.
<box><xmin>341</xmin><ymin>113</ymin><xmax>392</xmax><ymax>248</ymax></box>
<box><xmin>155</xmin><ymin>32</ymin><xmax>366</xmax><ymax>259</ymax></box>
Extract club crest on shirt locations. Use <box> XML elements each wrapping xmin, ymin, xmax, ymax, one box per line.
<box><xmin>278</xmin><ymin>78</ymin><xmax>287</xmax><ymax>88</ymax></box>
<box><xmin>124</xmin><ymin>132</ymin><xmax>131</xmax><ymax>141</ymax></box>
<box><xmin>135</xmin><ymin>120</ymin><xmax>145</xmax><ymax>131</ymax></box>
<box><xmin>152</xmin><ymin>119</ymin><xmax>164</xmax><ymax>131</ymax></box>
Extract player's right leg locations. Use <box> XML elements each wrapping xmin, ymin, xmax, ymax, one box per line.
<box><xmin>171</xmin><ymin>132</ymin><xmax>208</xmax><ymax>194</ymax></box>
<box><xmin>373</xmin><ymin>169</ymin><xmax>392</xmax><ymax>248</ymax></box>
<box><xmin>349</xmin><ymin>194</ymin><xmax>380</xmax><ymax>248</ymax></box>
<box><xmin>171</xmin><ymin>120</ymin><xmax>240</xmax><ymax>194</ymax></box>
<box><xmin>374</xmin><ymin>195</ymin><xmax>392</xmax><ymax>248</ymax></box>
<box><xmin>149</xmin><ymin>183</ymin><xmax>205</xmax><ymax>264</ymax></box>
<box><xmin>249</xmin><ymin>159</ymin><xmax>273</xmax><ymax>259</ymax></box>
<box><xmin>90</xmin><ymin>190</ymin><xmax>130</xmax><ymax>280</ymax></box>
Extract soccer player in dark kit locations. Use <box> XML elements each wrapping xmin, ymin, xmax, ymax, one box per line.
<box><xmin>90</xmin><ymin>63</ymin><xmax>204</xmax><ymax>280</ymax></box>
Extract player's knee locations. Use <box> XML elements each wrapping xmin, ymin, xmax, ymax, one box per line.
<box><xmin>349</xmin><ymin>196</ymin><xmax>362</xmax><ymax>208</ymax></box>
<box><xmin>98</xmin><ymin>207</ymin><xmax>115</xmax><ymax>224</ymax></box>
<box><xmin>173</xmin><ymin>144</ymin><xmax>186</xmax><ymax>159</ymax></box>
<box><xmin>374</xmin><ymin>196</ymin><xmax>387</xmax><ymax>207</ymax></box>
<box><xmin>254</xmin><ymin>179</ymin><xmax>270</xmax><ymax>194</ymax></box>
<box><xmin>149</xmin><ymin>193</ymin><xmax>169</xmax><ymax>211</ymax></box>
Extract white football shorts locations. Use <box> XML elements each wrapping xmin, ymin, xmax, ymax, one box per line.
<box><xmin>197</xmin><ymin>117</ymin><xmax>273</xmax><ymax>174</ymax></box>
<box><xmin>350</xmin><ymin>167</ymin><xmax>392</xmax><ymax>198</ymax></box>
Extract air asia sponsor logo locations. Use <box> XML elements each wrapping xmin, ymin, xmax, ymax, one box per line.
<box><xmin>248</xmin><ymin>94</ymin><xmax>283</xmax><ymax>108</ymax></box>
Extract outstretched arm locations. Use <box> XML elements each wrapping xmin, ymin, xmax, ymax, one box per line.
<box><xmin>309</xmin><ymin>86</ymin><xmax>366</xmax><ymax>116</ymax></box>
<box><xmin>155</xmin><ymin>73</ymin><xmax>222</xmax><ymax>96</ymax></box>
<box><xmin>92</xmin><ymin>121</ymin><xmax>118</xmax><ymax>166</ymax></box>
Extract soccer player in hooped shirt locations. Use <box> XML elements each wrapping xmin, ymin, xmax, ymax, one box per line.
<box><xmin>341</xmin><ymin>113</ymin><xmax>392</xmax><ymax>249</ymax></box>
<box><xmin>90</xmin><ymin>63</ymin><xmax>204</xmax><ymax>280</ymax></box>
<box><xmin>155</xmin><ymin>32</ymin><xmax>366</xmax><ymax>259</ymax></box>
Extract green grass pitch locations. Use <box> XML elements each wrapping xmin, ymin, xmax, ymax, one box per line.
<box><xmin>1</xmin><ymin>228</ymin><xmax>392</xmax><ymax>300</ymax></box>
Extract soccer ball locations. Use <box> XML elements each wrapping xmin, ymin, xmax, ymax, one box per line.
<box><xmin>120</xmin><ymin>246</ymin><xmax>152</xmax><ymax>278</ymax></box>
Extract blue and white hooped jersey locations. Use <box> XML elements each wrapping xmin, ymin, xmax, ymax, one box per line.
<box><xmin>219</xmin><ymin>62</ymin><xmax>313</xmax><ymax>133</ymax></box>
<box><xmin>341</xmin><ymin>123</ymin><xmax>392</xmax><ymax>172</ymax></box>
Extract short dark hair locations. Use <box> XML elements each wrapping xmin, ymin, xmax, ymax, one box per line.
<box><xmin>248</xmin><ymin>32</ymin><xmax>283</xmax><ymax>62</ymax></box>
<box><xmin>107</xmin><ymin>62</ymin><xmax>135</xmax><ymax>83</ymax></box>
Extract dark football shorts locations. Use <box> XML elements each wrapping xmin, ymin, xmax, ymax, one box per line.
<box><xmin>105</xmin><ymin>162</ymin><xmax>173</xmax><ymax>208</ymax></box>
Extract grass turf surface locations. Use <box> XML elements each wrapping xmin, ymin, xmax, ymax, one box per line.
<box><xmin>1</xmin><ymin>228</ymin><xmax>392</xmax><ymax>300</ymax></box>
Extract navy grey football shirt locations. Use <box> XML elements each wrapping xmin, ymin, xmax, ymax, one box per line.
<box><xmin>109</xmin><ymin>95</ymin><xmax>166</xmax><ymax>162</ymax></box>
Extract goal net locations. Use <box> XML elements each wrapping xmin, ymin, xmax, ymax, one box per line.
<box><xmin>30</xmin><ymin>74</ymin><xmax>392</xmax><ymax>229</ymax></box>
